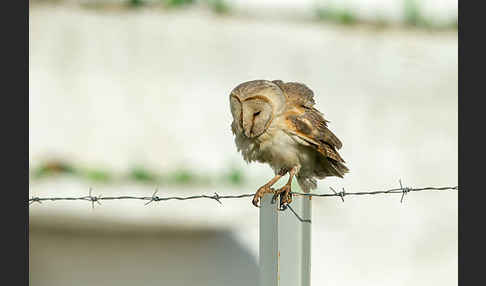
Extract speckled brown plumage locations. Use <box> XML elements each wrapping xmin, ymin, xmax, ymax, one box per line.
<box><xmin>272</xmin><ymin>80</ymin><xmax>316</xmax><ymax>108</ymax></box>
<box><xmin>285</xmin><ymin>106</ymin><xmax>348</xmax><ymax>177</ymax></box>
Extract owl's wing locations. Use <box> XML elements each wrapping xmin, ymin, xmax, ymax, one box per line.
<box><xmin>286</xmin><ymin>109</ymin><xmax>348</xmax><ymax>177</ymax></box>
<box><xmin>277</xmin><ymin>84</ymin><xmax>347</xmax><ymax>178</ymax></box>
<box><xmin>273</xmin><ymin>80</ymin><xmax>348</xmax><ymax>176</ymax></box>
<box><xmin>287</xmin><ymin>107</ymin><xmax>344</xmax><ymax>155</ymax></box>
<box><xmin>272</xmin><ymin>80</ymin><xmax>315</xmax><ymax>108</ymax></box>
<box><xmin>273</xmin><ymin>80</ymin><xmax>341</xmax><ymax>147</ymax></box>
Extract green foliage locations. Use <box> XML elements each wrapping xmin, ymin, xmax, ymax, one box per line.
<box><xmin>83</xmin><ymin>169</ymin><xmax>112</xmax><ymax>182</ymax></box>
<box><xmin>207</xmin><ymin>0</ymin><xmax>230</xmax><ymax>14</ymax></box>
<box><xmin>313</xmin><ymin>2</ymin><xmax>456</xmax><ymax>30</ymax></box>
<box><xmin>403</xmin><ymin>0</ymin><xmax>425</xmax><ymax>27</ymax></box>
<box><xmin>30</xmin><ymin>160</ymin><xmax>250</xmax><ymax>187</ymax></box>
<box><xmin>336</xmin><ymin>10</ymin><xmax>356</xmax><ymax>25</ymax></box>
<box><xmin>129</xmin><ymin>166</ymin><xmax>158</xmax><ymax>182</ymax></box>
<box><xmin>128</xmin><ymin>0</ymin><xmax>145</xmax><ymax>7</ymax></box>
<box><xmin>316</xmin><ymin>7</ymin><xmax>357</xmax><ymax>25</ymax></box>
<box><xmin>225</xmin><ymin>168</ymin><xmax>244</xmax><ymax>185</ymax></box>
<box><xmin>169</xmin><ymin>169</ymin><xmax>196</xmax><ymax>184</ymax></box>
<box><xmin>403</xmin><ymin>0</ymin><xmax>457</xmax><ymax>30</ymax></box>
<box><xmin>164</xmin><ymin>0</ymin><xmax>195</xmax><ymax>8</ymax></box>
<box><xmin>403</xmin><ymin>0</ymin><xmax>420</xmax><ymax>26</ymax></box>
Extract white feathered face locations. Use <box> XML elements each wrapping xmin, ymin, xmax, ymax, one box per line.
<box><xmin>230</xmin><ymin>80</ymin><xmax>286</xmax><ymax>138</ymax></box>
<box><xmin>232</xmin><ymin>96</ymin><xmax>273</xmax><ymax>138</ymax></box>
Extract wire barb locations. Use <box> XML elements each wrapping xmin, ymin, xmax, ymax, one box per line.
<box><xmin>212</xmin><ymin>192</ymin><xmax>223</xmax><ymax>205</ymax></box>
<box><xmin>329</xmin><ymin>187</ymin><xmax>345</xmax><ymax>202</ymax></box>
<box><xmin>88</xmin><ymin>187</ymin><xmax>102</xmax><ymax>209</ymax></box>
<box><xmin>29</xmin><ymin>197</ymin><xmax>42</xmax><ymax>205</ymax></box>
<box><xmin>145</xmin><ymin>188</ymin><xmax>161</xmax><ymax>206</ymax></box>
<box><xmin>399</xmin><ymin>179</ymin><xmax>410</xmax><ymax>204</ymax></box>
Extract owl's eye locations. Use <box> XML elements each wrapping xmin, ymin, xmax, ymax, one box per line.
<box><xmin>254</xmin><ymin>111</ymin><xmax>261</xmax><ymax>116</ymax></box>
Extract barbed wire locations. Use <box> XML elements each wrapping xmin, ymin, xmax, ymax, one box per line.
<box><xmin>28</xmin><ymin>181</ymin><xmax>458</xmax><ymax>222</ymax></box>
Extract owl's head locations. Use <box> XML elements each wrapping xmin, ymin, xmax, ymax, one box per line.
<box><xmin>229</xmin><ymin>80</ymin><xmax>286</xmax><ymax>138</ymax></box>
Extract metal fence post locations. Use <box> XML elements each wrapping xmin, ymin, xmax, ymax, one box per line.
<box><xmin>260</xmin><ymin>193</ymin><xmax>312</xmax><ymax>286</ymax></box>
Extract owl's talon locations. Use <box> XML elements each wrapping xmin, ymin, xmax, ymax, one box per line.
<box><xmin>271</xmin><ymin>189</ymin><xmax>283</xmax><ymax>204</ymax></box>
<box><xmin>252</xmin><ymin>186</ymin><xmax>273</xmax><ymax>208</ymax></box>
<box><xmin>274</xmin><ymin>184</ymin><xmax>292</xmax><ymax>209</ymax></box>
<box><xmin>282</xmin><ymin>191</ymin><xmax>292</xmax><ymax>205</ymax></box>
<box><xmin>252</xmin><ymin>197</ymin><xmax>261</xmax><ymax>208</ymax></box>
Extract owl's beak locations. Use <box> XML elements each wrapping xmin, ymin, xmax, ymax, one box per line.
<box><xmin>242</xmin><ymin>112</ymin><xmax>253</xmax><ymax>138</ymax></box>
<box><xmin>244</xmin><ymin>128</ymin><xmax>252</xmax><ymax>138</ymax></box>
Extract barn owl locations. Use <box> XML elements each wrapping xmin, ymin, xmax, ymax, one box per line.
<box><xmin>229</xmin><ymin>80</ymin><xmax>348</xmax><ymax>208</ymax></box>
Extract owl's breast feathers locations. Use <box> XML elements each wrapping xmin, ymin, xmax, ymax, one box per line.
<box><xmin>234</xmin><ymin>121</ymin><xmax>300</xmax><ymax>170</ymax></box>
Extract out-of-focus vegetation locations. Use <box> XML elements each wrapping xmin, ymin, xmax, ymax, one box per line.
<box><xmin>128</xmin><ymin>0</ymin><xmax>144</xmax><ymax>7</ymax></box>
<box><xmin>33</xmin><ymin>0</ymin><xmax>456</xmax><ymax>30</ymax></box>
<box><xmin>315</xmin><ymin>7</ymin><xmax>357</xmax><ymax>25</ymax></box>
<box><xmin>125</xmin><ymin>0</ymin><xmax>230</xmax><ymax>14</ymax></box>
<box><xmin>31</xmin><ymin>159</ymin><xmax>246</xmax><ymax>187</ymax></box>
<box><xmin>206</xmin><ymin>0</ymin><xmax>229</xmax><ymax>14</ymax></box>
<box><xmin>403</xmin><ymin>0</ymin><xmax>457</xmax><ymax>29</ymax></box>
<box><xmin>315</xmin><ymin>1</ymin><xmax>456</xmax><ymax>30</ymax></box>
<box><xmin>404</xmin><ymin>0</ymin><xmax>424</xmax><ymax>26</ymax></box>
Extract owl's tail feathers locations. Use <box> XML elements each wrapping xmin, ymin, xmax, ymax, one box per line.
<box><xmin>329</xmin><ymin>159</ymin><xmax>349</xmax><ymax>178</ymax></box>
<box><xmin>297</xmin><ymin>176</ymin><xmax>317</xmax><ymax>193</ymax></box>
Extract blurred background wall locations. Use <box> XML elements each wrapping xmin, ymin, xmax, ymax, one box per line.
<box><xmin>29</xmin><ymin>1</ymin><xmax>457</xmax><ymax>285</ymax></box>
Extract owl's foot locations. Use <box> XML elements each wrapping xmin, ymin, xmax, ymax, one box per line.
<box><xmin>252</xmin><ymin>173</ymin><xmax>287</xmax><ymax>208</ymax></box>
<box><xmin>252</xmin><ymin>186</ymin><xmax>274</xmax><ymax>208</ymax></box>
<box><xmin>271</xmin><ymin>184</ymin><xmax>292</xmax><ymax>210</ymax></box>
